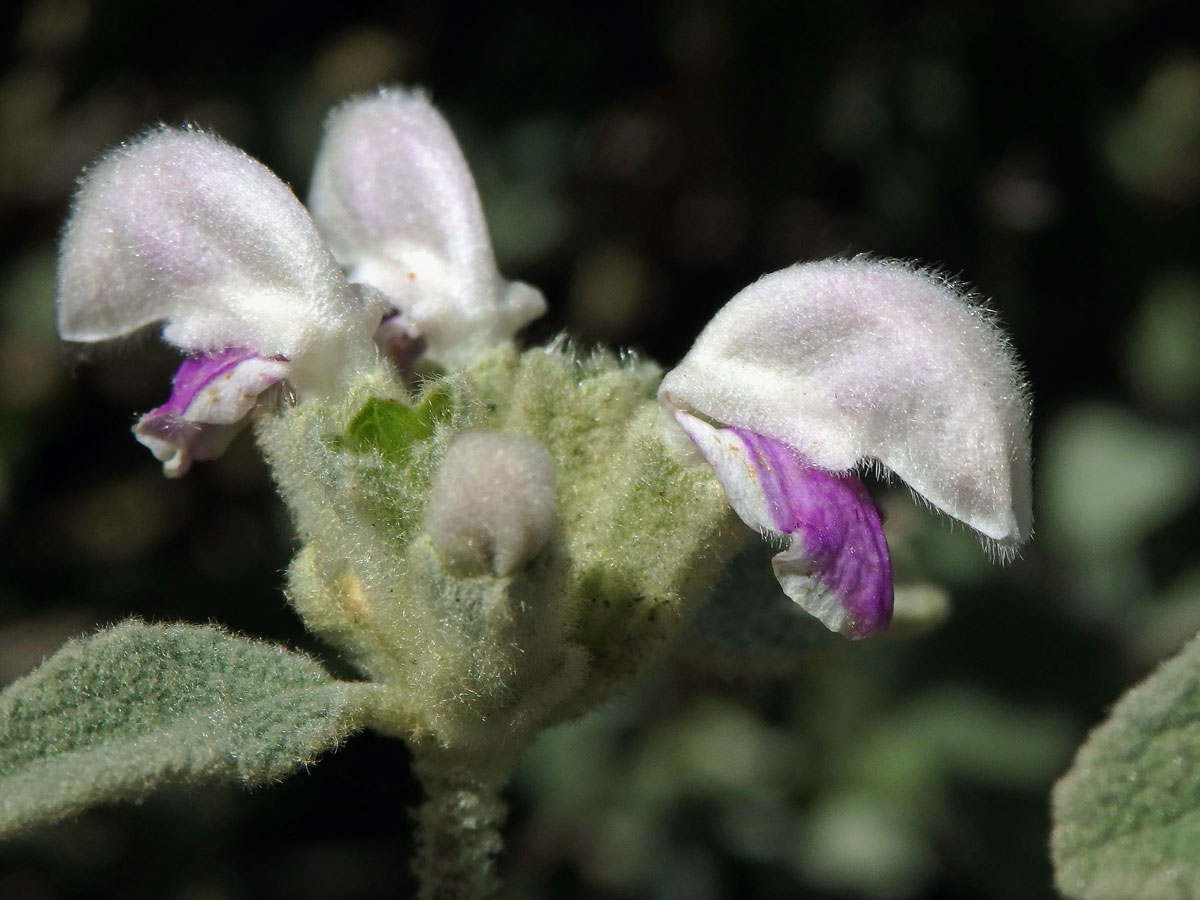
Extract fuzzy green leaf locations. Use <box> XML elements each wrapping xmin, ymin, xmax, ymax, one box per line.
<box><xmin>344</xmin><ymin>388</ymin><xmax>451</xmax><ymax>465</ymax></box>
<box><xmin>1052</xmin><ymin>630</ymin><xmax>1200</xmax><ymax>899</ymax></box>
<box><xmin>0</xmin><ymin>620</ymin><xmax>370</xmax><ymax>837</ymax></box>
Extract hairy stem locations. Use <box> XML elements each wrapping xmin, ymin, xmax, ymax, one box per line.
<box><xmin>412</xmin><ymin>755</ymin><xmax>511</xmax><ymax>900</ymax></box>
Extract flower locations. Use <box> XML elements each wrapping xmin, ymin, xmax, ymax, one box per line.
<box><xmin>307</xmin><ymin>88</ymin><xmax>546</xmax><ymax>371</ymax></box>
<box><xmin>57</xmin><ymin>88</ymin><xmax>543</xmax><ymax>475</ymax></box>
<box><xmin>56</xmin><ymin>126</ymin><xmax>385</xmax><ymax>475</ymax></box>
<box><xmin>660</xmin><ymin>257</ymin><xmax>1033</xmax><ymax>638</ymax></box>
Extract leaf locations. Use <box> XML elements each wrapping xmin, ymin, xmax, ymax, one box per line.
<box><xmin>0</xmin><ymin>620</ymin><xmax>371</xmax><ymax>837</ymax></box>
<box><xmin>344</xmin><ymin>387</ymin><xmax>452</xmax><ymax>465</ymax></box>
<box><xmin>1052</xmin><ymin>630</ymin><xmax>1200</xmax><ymax>899</ymax></box>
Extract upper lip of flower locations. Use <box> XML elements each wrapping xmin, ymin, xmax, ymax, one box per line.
<box><xmin>55</xmin><ymin>125</ymin><xmax>387</xmax><ymax>406</ymax></box>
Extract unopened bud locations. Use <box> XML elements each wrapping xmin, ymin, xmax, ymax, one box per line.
<box><xmin>426</xmin><ymin>431</ymin><xmax>556</xmax><ymax>577</ymax></box>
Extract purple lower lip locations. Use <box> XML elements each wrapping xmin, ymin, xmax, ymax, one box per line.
<box><xmin>730</xmin><ymin>428</ymin><xmax>893</xmax><ymax>638</ymax></box>
<box><xmin>155</xmin><ymin>348</ymin><xmax>270</xmax><ymax>416</ymax></box>
<box><xmin>133</xmin><ymin>348</ymin><xmax>290</xmax><ymax>477</ymax></box>
<box><xmin>674</xmin><ymin>408</ymin><xmax>893</xmax><ymax>638</ymax></box>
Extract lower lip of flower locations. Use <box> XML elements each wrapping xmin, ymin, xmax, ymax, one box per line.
<box><xmin>674</xmin><ymin>410</ymin><xmax>893</xmax><ymax>638</ymax></box>
<box><xmin>132</xmin><ymin>348</ymin><xmax>291</xmax><ymax>477</ymax></box>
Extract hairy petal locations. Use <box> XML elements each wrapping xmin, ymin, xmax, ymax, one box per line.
<box><xmin>308</xmin><ymin>87</ymin><xmax>546</xmax><ymax>369</ymax></box>
<box><xmin>661</xmin><ymin>258</ymin><xmax>1032</xmax><ymax>554</ymax></box>
<box><xmin>57</xmin><ymin>128</ymin><xmax>384</xmax><ymax>396</ymax></box>
<box><xmin>133</xmin><ymin>349</ymin><xmax>289</xmax><ymax>477</ymax></box>
<box><xmin>676</xmin><ymin>411</ymin><xmax>892</xmax><ymax>638</ymax></box>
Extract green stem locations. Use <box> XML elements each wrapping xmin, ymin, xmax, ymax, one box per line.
<box><xmin>412</xmin><ymin>755</ymin><xmax>511</xmax><ymax>900</ymax></box>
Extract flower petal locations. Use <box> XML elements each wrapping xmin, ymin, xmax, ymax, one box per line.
<box><xmin>57</xmin><ymin>128</ymin><xmax>384</xmax><ymax>396</ymax></box>
<box><xmin>132</xmin><ymin>349</ymin><xmax>289</xmax><ymax>477</ymax></box>
<box><xmin>307</xmin><ymin>88</ymin><xmax>546</xmax><ymax>369</ymax></box>
<box><xmin>660</xmin><ymin>258</ymin><xmax>1032</xmax><ymax>556</ymax></box>
<box><xmin>676</xmin><ymin>410</ymin><xmax>893</xmax><ymax>638</ymax></box>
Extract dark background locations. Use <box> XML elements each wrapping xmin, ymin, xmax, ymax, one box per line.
<box><xmin>1</xmin><ymin>1</ymin><xmax>1198</xmax><ymax>897</ymax></box>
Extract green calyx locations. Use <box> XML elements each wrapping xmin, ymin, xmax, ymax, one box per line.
<box><xmin>255</xmin><ymin>344</ymin><xmax>743</xmax><ymax>754</ymax></box>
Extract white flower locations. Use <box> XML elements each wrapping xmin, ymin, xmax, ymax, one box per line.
<box><xmin>661</xmin><ymin>257</ymin><xmax>1033</xmax><ymax>637</ymax></box>
<box><xmin>56</xmin><ymin>127</ymin><xmax>387</xmax><ymax>476</ymax></box>
<box><xmin>56</xmin><ymin>88</ymin><xmax>547</xmax><ymax>476</ymax></box>
<box><xmin>308</xmin><ymin>88</ymin><xmax>546</xmax><ymax>371</ymax></box>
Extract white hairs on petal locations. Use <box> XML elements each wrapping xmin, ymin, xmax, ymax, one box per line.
<box><xmin>57</xmin><ymin>128</ymin><xmax>384</xmax><ymax>396</ymax></box>
<box><xmin>308</xmin><ymin>88</ymin><xmax>546</xmax><ymax>370</ymax></box>
<box><xmin>660</xmin><ymin>257</ymin><xmax>1032</xmax><ymax>555</ymax></box>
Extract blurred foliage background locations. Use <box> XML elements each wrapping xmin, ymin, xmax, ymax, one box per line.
<box><xmin>1</xmin><ymin>0</ymin><xmax>1198</xmax><ymax>897</ymax></box>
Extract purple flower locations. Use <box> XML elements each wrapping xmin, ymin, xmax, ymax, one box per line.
<box><xmin>662</xmin><ymin>257</ymin><xmax>1032</xmax><ymax>638</ymax></box>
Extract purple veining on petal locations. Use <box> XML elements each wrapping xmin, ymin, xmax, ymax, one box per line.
<box><xmin>155</xmin><ymin>347</ymin><xmax>266</xmax><ymax>417</ymax></box>
<box><xmin>730</xmin><ymin>428</ymin><xmax>893</xmax><ymax>638</ymax></box>
<box><xmin>132</xmin><ymin>348</ymin><xmax>290</xmax><ymax>477</ymax></box>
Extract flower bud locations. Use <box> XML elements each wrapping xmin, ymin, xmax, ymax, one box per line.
<box><xmin>426</xmin><ymin>431</ymin><xmax>557</xmax><ymax>577</ymax></box>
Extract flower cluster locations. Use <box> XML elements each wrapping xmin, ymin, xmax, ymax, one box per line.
<box><xmin>57</xmin><ymin>86</ymin><xmax>1032</xmax><ymax>647</ymax></box>
<box><xmin>58</xmin><ymin>90</ymin><xmax>542</xmax><ymax>476</ymax></box>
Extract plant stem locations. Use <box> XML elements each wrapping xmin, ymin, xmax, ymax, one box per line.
<box><xmin>412</xmin><ymin>755</ymin><xmax>511</xmax><ymax>900</ymax></box>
